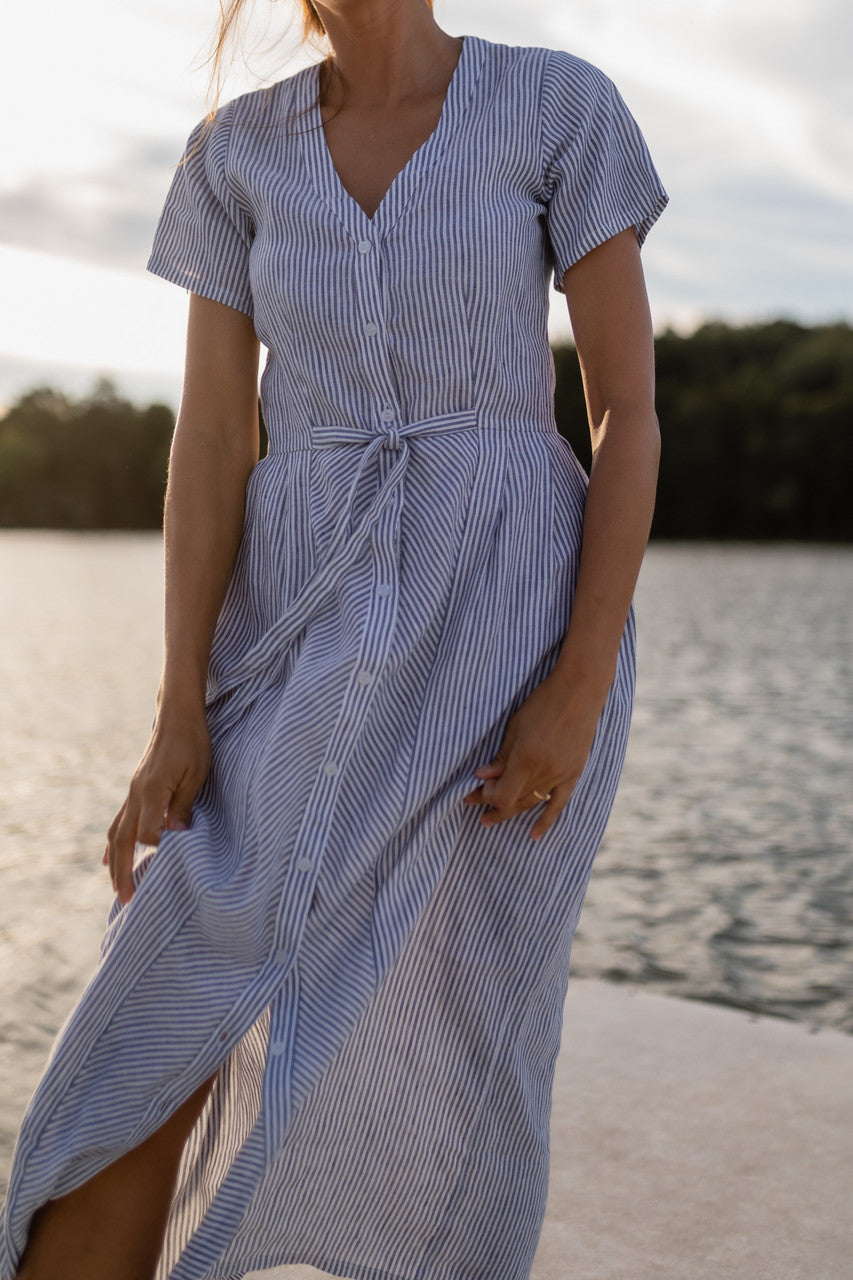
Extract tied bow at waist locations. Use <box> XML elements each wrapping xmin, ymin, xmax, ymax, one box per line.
<box><xmin>205</xmin><ymin>410</ymin><xmax>479</xmax><ymax>721</ymax></box>
<box><xmin>305</xmin><ymin>409</ymin><xmax>479</xmax><ymax>532</ymax></box>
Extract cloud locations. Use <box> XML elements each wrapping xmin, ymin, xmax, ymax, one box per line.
<box><xmin>1</xmin><ymin>0</ymin><xmax>850</xmax><ymax>337</ymax></box>
<box><xmin>530</xmin><ymin>0</ymin><xmax>853</xmax><ymax>326</ymax></box>
<box><xmin>0</xmin><ymin>133</ymin><xmax>178</xmax><ymax>270</ymax></box>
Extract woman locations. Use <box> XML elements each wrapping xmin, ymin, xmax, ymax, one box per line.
<box><xmin>2</xmin><ymin>1</ymin><xmax>667</xmax><ymax>1277</ymax></box>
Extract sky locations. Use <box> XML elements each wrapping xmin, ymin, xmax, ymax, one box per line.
<box><xmin>1</xmin><ymin>0</ymin><xmax>850</xmax><ymax>413</ymax></box>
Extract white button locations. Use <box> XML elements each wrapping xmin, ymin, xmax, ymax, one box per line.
<box><xmin>358</xmin><ymin>240</ymin><xmax>372</xmax><ymax>254</ymax></box>
<box><xmin>324</xmin><ymin>760</ymin><xmax>340</xmax><ymax>777</ymax></box>
<box><xmin>380</xmin><ymin>408</ymin><xmax>395</xmax><ymax>423</ymax></box>
<box><xmin>355</xmin><ymin>670</ymin><xmax>372</xmax><ymax>685</ymax></box>
<box><xmin>377</xmin><ymin>583</ymin><xmax>391</xmax><ymax>597</ymax></box>
<box><xmin>296</xmin><ymin>856</ymin><xmax>312</xmax><ymax>872</ymax></box>
<box><xmin>273</xmin><ymin>947</ymin><xmax>289</xmax><ymax>964</ymax></box>
<box><xmin>364</xmin><ymin>322</ymin><xmax>378</xmax><ymax>336</ymax></box>
<box><xmin>269</xmin><ymin>1039</ymin><xmax>288</xmax><ymax>1056</ymax></box>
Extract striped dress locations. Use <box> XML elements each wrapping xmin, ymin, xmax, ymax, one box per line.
<box><xmin>0</xmin><ymin>33</ymin><xmax>667</xmax><ymax>1280</ymax></box>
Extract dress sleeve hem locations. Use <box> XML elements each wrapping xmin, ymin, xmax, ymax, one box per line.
<box><xmin>145</xmin><ymin>254</ymin><xmax>255</xmax><ymax>319</ymax></box>
<box><xmin>551</xmin><ymin>190</ymin><xmax>670</xmax><ymax>294</ymax></box>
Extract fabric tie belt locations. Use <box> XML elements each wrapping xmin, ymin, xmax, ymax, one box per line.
<box><xmin>205</xmin><ymin>410</ymin><xmax>479</xmax><ymax>725</ymax></box>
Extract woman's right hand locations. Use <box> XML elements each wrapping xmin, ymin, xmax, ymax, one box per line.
<box><xmin>103</xmin><ymin>703</ymin><xmax>212</xmax><ymax>905</ymax></box>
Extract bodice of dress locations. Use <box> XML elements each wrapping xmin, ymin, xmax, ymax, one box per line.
<box><xmin>240</xmin><ymin>37</ymin><xmax>557</xmax><ymax>447</ymax></box>
<box><xmin>147</xmin><ymin>35</ymin><xmax>667</xmax><ymax>452</ymax></box>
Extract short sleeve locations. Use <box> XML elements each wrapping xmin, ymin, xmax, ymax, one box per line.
<box><xmin>541</xmin><ymin>51</ymin><xmax>669</xmax><ymax>293</ymax></box>
<box><xmin>145</xmin><ymin>103</ymin><xmax>255</xmax><ymax>318</ymax></box>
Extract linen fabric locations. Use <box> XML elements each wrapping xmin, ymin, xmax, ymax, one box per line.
<box><xmin>0</xmin><ymin>34</ymin><xmax>667</xmax><ymax>1280</ymax></box>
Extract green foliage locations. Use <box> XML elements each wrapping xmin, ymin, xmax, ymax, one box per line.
<box><xmin>0</xmin><ymin>376</ymin><xmax>269</xmax><ymax>530</ymax></box>
<box><xmin>0</xmin><ymin>378</ymin><xmax>171</xmax><ymax>528</ymax></box>
<box><xmin>1</xmin><ymin>321</ymin><xmax>851</xmax><ymax>538</ymax></box>
<box><xmin>553</xmin><ymin>319</ymin><xmax>853</xmax><ymax>541</ymax></box>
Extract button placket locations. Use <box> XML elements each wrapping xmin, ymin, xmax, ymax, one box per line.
<box><xmin>262</xmin><ymin>966</ymin><xmax>300</xmax><ymax>1160</ymax></box>
<box><xmin>273</xmin><ymin>770</ymin><xmax>342</xmax><ymax>955</ymax></box>
<box><xmin>268</xmin><ymin>749</ymin><xmax>350</xmax><ymax>959</ymax></box>
<box><xmin>352</xmin><ymin>231</ymin><xmax>400</xmax><ymax>424</ymax></box>
<box><xmin>345</xmin><ymin>560</ymin><xmax>395</xmax><ymax>706</ymax></box>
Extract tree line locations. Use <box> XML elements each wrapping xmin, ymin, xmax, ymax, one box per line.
<box><xmin>1</xmin><ymin>319</ymin><xmax>851</xmax><ymax>539</ymax></box>
<box><xmin>556</xmin><ymin>319</ymin><xmax>853</xmax><ymax>540</ymax></box>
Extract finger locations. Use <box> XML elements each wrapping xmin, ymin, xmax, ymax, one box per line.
<box><xmin>464</xmin><ymin>754</ymin><xmax>507</xmax><ymax>803</ymax></box>
<box><xmin>136</xmin><ymin>805</ymin><xmax>167</xmax><ymax>847</ymax></box>
<box><xmin>106</xmin><ymin>805</ymin><xmax>127</xmax><ymax>884</ymax></box>
<box><xmin>479</xmin><ymin>783</ymin><xmax>537</xmax><ymax>814</ymax></box>
<box><xmin>479</xmin><ymin>763</ymin><xmax>531</xmax><ymax>824</ymax></box>
<box><xmin>164</xmin><ymin>812</ymin><xmax>190</xmax><ymax>832</ymax></box>
<box><xmin>110</xmin><ymin>800</ymin><xmax>141</xmax><ymax>904</ymax></box>
<box><xmin>165</xmin><ymin>770</ymin><xmax>198</xmax><ymax>831</ymax></box>
<box><xmin>103</xmin><ymin>800</ymin><xmax>126</xmax><ymax>865</ymax></box>
<box><xmin>529</xmin><ymin>787</ymin><xmax>568</xmax><ymax>841</ymax></box>
<box><xmin>464</xmin><ymin>781</ymin><xmax>498</xmax><ymax>806</ymax></box>
<box><xmin>135</xmin><ymin>779</ymin><xmax>177</xmax><ymax>846</ymax></box>
<box><xmin>473</xmin><ymin>758</ymin><xmax>505</xmax><ymax>779</ymax></box>
<box><xmin>479</xmin><ymin>751</ymin><xmax>526</xmax><ymax>802</ymax></box>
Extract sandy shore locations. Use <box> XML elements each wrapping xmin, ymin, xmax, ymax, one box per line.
<box><xmin>248</xmin><ymin>978</ymin><xmax>853</xmax><ymax>1280</ymax></box>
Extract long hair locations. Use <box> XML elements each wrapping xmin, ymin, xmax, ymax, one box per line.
<box><xmin>180</xmin><ymin>0</ymin><xmax>435</xmax><ymax>163</ymax></box>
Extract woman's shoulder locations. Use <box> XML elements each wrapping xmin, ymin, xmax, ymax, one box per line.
<box><xmin>467</xmin><ymin>33</ymin><xmax>616</xmax><ymax>109</ymax></box>
<box><xmin>210</xmin><ymin>61</ymin><xmax>313</xmax><ymax>133</ymax></box>
<box><xmin>471</xmin><ymin>32</ymin><xmax>608</xmax><ymax>74</ymax></box>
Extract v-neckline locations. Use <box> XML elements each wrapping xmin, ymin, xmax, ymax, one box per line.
<box><xmin>304</xmin><ymin>34</ymin><xmax>475</xmax><ymax>235</ymax></box>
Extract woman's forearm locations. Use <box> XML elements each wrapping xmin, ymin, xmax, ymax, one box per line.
<box><xmin>157</xmin><ymin>416</ymin><xmax>259</xmax><ymax>713</ymax></box>
<box><xmin>551</xmin><ymin>403</ymin><xmax>660</xmax><ymax>702</ymax></box>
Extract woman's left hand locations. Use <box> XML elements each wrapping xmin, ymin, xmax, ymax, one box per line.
<box><xmin>463</xmin><ymin>668</ymin><xmax>609</xmax><ymax>841</ymax></box>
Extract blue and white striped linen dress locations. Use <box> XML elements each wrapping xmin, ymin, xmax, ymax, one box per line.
<box><xmin>1</xmin><ymin>34</ymin><xmax>668</xmax><ymax>1280</ymax></box>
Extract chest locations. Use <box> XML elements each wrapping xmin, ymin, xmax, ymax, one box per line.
<box><xmin>318</xmin><ymin>96</ymin><xmax>447</xmax><ymax>222</ymax></box>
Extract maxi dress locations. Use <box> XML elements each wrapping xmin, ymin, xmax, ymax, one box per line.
<box><xmin>0</xmin><ymin>34</ymin><xmax>668</xmax><ymax>1280</ymax></box>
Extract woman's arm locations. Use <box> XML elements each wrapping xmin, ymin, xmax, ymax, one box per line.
<box><xmin>105</xmin><ymin>294</ymin><xmax>261</xmax><ymax>902</ymax></box>
<box><xmin>550</xmin><ymin>226</ymin><xmax>660</xmax><ymax>697</ymax></box>
<box><xmin>464</xmin><ymin>226</ymin><xmax>660</xmax><ymax>838</ymax></box>
<box><xmin>159</xmin><ymin>295</ymin><xmax>262</xmax><ymax>710</ymax></box>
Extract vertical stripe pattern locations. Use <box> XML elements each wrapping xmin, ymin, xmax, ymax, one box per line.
<box><xmin>1</xmin><ymin>33</ymin><xmax>667</xmax><ymax>1280</ymax></box>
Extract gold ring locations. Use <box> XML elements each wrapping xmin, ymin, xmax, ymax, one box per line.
<box><xmin>532</xmin><ymin>789</ymin><xmax>552</xmax><ymax>801</ymax></box>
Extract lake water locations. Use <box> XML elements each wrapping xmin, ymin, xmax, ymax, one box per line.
<box><xmin>1</xmin><ymin>533</ymin><xmax>851</xmax><ymax>1189</ymax></box>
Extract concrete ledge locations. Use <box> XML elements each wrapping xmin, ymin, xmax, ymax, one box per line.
<box><xmin>248</xmin><ymin>979</ymin><xmax>853</xmax><ymax>1280</ymax></box>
